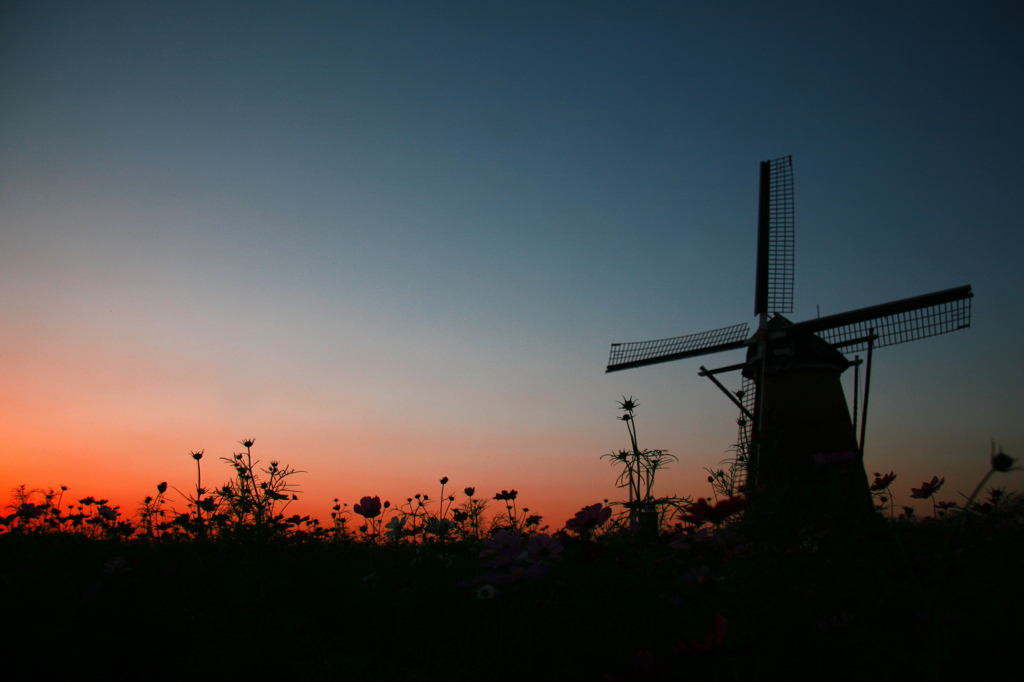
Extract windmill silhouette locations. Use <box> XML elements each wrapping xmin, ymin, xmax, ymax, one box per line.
<box><xmin>606</xmin><ymin>156</ymin><xmax>973</xmax><ymax>521</ymax></box>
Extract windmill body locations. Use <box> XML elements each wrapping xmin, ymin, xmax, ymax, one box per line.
<box><xmin>606</xmin><ymin>157</ymin><xmax>973</xmax><ymax>523</ymax></box>
<box><xmin>744</xmin><ymin>315</ymin><xmax>872</xmax><ymax>518</ymax></box>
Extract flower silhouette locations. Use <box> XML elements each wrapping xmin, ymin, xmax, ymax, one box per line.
<box><xmin>525</xmin><ymin>533</ymin><xmax>563</xmax><ymax>563</ymax></box>
<box><xmin>384</xmin><ymin>515</ymin><xmax>407</xmax><ymax>540</ymax></box>
<box><xmin>992</xmin><ymin>449</ymin><xmax>1017</xmax><ymax>472</ymax></box>
<box><xmin>870</xmin><ymin>472</ymin><xmax>897</xmax><ymax>492</ymax></box>
<box><xmin>910</xmin><ymin>477</ymin><xmax>945</xmax><ymax>499</ymax></box>
<box><xmin>683</xmin><ymin>496</ymin><xmax>747</xmax><ymax>526</ymax></box>
<box><xmin>354</xmin><ymin>496</ymin><xmax>382</xmax><ymax>518</ymax></box>
<box><xmin>564</xmin><ymin>503</ymin><xmax>612</xmax><ymax>536</ymax></box>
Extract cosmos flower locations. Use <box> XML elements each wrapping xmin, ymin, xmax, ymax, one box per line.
<box><xmin>991</xmin><ymin>449</ymin><xmax>1017</xmax><ymax>473</ymax></box>
<box><xmin>910</xmin><ymin>477</ymin><xmax>945</xmax><ymax>499</ymax></box>
<box><xmin>480</xmin><ymin>529</ymin><xmax>525</xmax><ymax>568</ymax></box>
<box><xmin>425</xmin><ymin>517</ymin><xmax>456</xmax><ymax>536</ymax></box>
<box><xmin>384</xmin><ymin>515</ymin><xmax>407</xmax><ymax>540</ymax></box>
<box><xmin>476</xmin><ymin>584</ymin><xmax>499</xmax><ymax>600</ymax></box>
<box><xmin>870</xmin><ymin>472</ymin><xmax>897</xmax><ymax>492</ymax></box>
<box><xmin>354</xmin><ymin>496</ymin><xmax>382</xmax><ymax>518</ymax></box>
<box><xmin>564</xmin><ymin>503</ymin><xmax>612</xmax><ymax>535</ymax></box>
<box><xmin>683</xmin><ymin>496</ymin><xmax>748</xmax><ymax>526</ymax></box>
<box><xmin>525</xmin><ymin>533</ymin><xmax>564</xmax><ymax>563</ymax></box>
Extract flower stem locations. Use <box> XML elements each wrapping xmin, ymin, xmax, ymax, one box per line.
<box><xmin>963</xmin><ymin>468</ymin><xmax>995</xmax><ymax>513</ymax></box>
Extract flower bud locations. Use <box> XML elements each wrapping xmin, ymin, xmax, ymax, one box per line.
<box><xmin>992</xmin><ymin>451</ymin><xmax>1016</xmax><ymax>472</ymax></box>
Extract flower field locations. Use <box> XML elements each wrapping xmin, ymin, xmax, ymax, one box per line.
<box><xmin>2</xmin><ymin>413</ymin><xmax>1021</xmax><ymax>679</ymax></box>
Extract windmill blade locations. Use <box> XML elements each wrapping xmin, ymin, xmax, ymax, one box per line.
<box><xmin>784</xmin><ymin>285</ymin><xmax>973</xmax><ymax>353</ymax></box>
<box><xmin>606</xmin><ymin>322</ymin><xmax>750</xmax><ymax>373</ymax></box>
<box><xmin>754</xmin><ymin>156</ymin><xmax>795</xmax><ymax>317</ymax></box>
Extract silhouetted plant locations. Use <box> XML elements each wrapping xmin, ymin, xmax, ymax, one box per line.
<box><xmin>602</xmin><ymin>397</ymin><xmax>679</xmax><ymax>534</ymax></box>
<box><xmin>215</xmin><ymin>438</ymin><xmax>304</xmax><ymax>540</ymax></box>
<box><xmin>136</xmin><ymin>482</ymin><xmax>170</xmax><ymax>538</ymax></box>
<box><xmin>328</xmin><ymin>499</ymin><xmax>355</xmax><ymax>541</ymax></box>
<box><xmin>870</xmin><ymin>471</ymin><xmax>898</xmax><ymax>519</ymax></box>
<box><xmin>705</xmin><ymin>435</ymin><xmax>748</xmax><ymax>501</ymax></box>
<box><xmin>454</xmin><ymin>487</ymin><xmax>488</xmax><ymax>541</ymax></box>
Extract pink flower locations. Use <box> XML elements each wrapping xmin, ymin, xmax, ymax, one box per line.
<box><xmin>683</xmin><ymin>496</ymin><xmax>747</xmax><ymax>526</ymax></box>
<box><xmin>870</xmin><ymin>471</ymin><xmax>897</xmax><ymax>492</ymax></box>
<box><xmin>353</xmin><ymin>496</ymin><xmax>382</xmax><ymax>518</ymax></box>
<box><xmin>525</xmin><ymin>533</ymin><xmax>564</xmax><ymax>563</ymax></box>
<box><xmin>910</xmin><ymin>477</ymin><xmax>945</xmax><ymax>499</ymax></box>
<box><xmin>564</xmin><ymin>503</ymin><xmax>612</xmax><ymax>535</ymax></box>
<box><xmin>480</xmin><ymin>529</ymin><xmax>524</xmax><ymax>568</ymax></box>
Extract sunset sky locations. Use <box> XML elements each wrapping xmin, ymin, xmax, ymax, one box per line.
<box><xmin>2</xmin><ymin>1</ymin><xmax>1022</xmax><ymax>528</ymax></box>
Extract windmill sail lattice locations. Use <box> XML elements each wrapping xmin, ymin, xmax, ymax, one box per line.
<box><xmin>607</xmin><ymin>323</ymin><xmax>750</xmax><ymax>373</ymax></box>
<box><xmin>798</xmin><ymin>285</ymin><xmax>973</xmax><ymax>353</ymax></box>
<box><xmin>754</xmin><ymin>156</ymin><xmax>795</xmax><ymax>316</ymax></box>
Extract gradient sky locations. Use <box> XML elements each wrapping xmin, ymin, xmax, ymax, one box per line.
<box><xmin>2</xmin><ymin>1</ymin><xmax>1022</xmax><ymax>528</ymax></box>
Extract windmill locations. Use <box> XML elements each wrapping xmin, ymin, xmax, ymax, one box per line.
<box><xmin>605</xmin><ymin>156</ymin><xmax>973</xmax><ymax>522</ymax></box>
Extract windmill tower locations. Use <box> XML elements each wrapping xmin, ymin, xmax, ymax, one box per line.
<box><xmin>606</xmin><ymin>156</ymin><xmax>973</xmax><ymax>523</ymax></box>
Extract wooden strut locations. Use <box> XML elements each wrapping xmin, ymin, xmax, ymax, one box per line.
<box><xmin>859</xmin><ymin>329</ymin><xmax>875</xmax><ymax>455</ymax></box>
<box><xmin>751</xmin><ymin>322</ymin><xmax>768</xmax><ymax>489</ymax></box>
<box><xmin>698</xmin><ymin>365</ymin><xmax>754</xmax><ymax>422</ymax></box>
<box><xmin>852</xmin><ymin>355</ymin><xmax>861</xmax><ymax>434</ymax></box>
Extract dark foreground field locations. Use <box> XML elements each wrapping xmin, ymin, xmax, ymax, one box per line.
<box><xmin>2</xmin><ymin>508</ymin><xmax>1020</xmax><ymax>681</ymax></box>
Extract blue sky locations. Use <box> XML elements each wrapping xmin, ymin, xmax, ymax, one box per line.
<box><xmin>1</xmin><ymin>1</ymin><xmax>1021</xmax><ymax>522</ymax></box>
